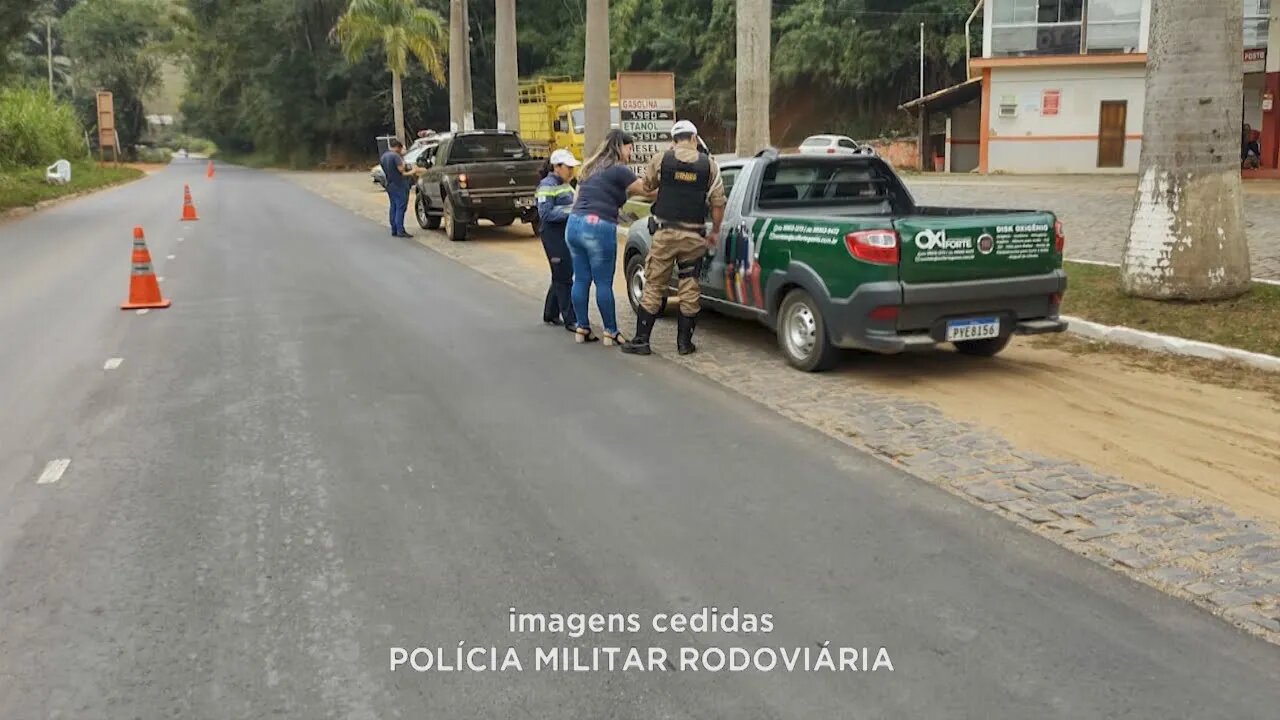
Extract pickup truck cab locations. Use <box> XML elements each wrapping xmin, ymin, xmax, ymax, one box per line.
<box><xmin>413</xmin><ymin>130</ymin><xmax>543</xmax><ymax>241</ymax></box>
<box><xmin>623</xmin><ymin>150</ymin><xmax>1068</xmax><ymax>371</ymax></box>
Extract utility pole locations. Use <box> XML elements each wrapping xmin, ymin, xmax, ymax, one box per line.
<box><xmin>46</xmin><ymin>17</ymin><xmax>54</xmax><ymax>95</ymax></box>
<box><xmin>494</xmin><ymin>0</ymin><xmax>519</xmax><ymax>132</ymax></box>
<box><xmin>919</xmin><ymin>22</ymin><xmax>925</xmax><ymax>98</ymax></box>
<box><xmin>735</xmin><ymin>0</ymin><xmax>771</xmax><ymax>156</ymax></box>
<box><xmin>583</xmin><ymin>0</ymin><xmax>610</xmax><ymax>154</ymax></box>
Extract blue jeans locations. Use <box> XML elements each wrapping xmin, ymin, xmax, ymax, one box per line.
<box><xmin>386</xmin><ymin>185</ymin><xmax>410</xmax><ymax>235</ymax></box>
<box><xmin>565</xmin><ymin>213</ymin><xmax>619</xmax><ymax>335</ymax></box>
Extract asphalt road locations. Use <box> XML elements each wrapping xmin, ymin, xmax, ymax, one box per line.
<box><xmin>1</xmin><ymin>159</ymin><xmax>1277</xmax><ymax>719</ymax></box>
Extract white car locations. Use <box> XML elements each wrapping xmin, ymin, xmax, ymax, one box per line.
<box><xmin>798</xmin><ymin>134</ymin><xmax>876</xmax><ymax>156</ymax></box>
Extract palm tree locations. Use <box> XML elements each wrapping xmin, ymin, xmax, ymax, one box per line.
<box><xmin>333</xmin><ymin>0</ymin><xmax>446</xmax><ymax>145</ymax></box>
<box><xmin>583</xmin><ymin>0</ymin><xmax>610</xmax><ymax>154</ymax></box>
<box><xmin>1121</xmin><ymin>0</ymin><xmax>1251</xmax><ymax>299</ymax></box>
<box><xmin>448</xmin><ymin>0</ymin><xmax>474</xmax><ymax>130</ymax></box>
<box><xmin>735</xmin><ymin>0</ymin><xmax>771</xmax><ymax>157</ymax></box>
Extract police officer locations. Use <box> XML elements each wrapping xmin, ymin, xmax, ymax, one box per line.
<box><xmin>621</xmin><ymin>120</ymin><xmax>726</xmax><ymax>356</ymax></box>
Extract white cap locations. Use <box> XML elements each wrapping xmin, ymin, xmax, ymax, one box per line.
<box><xmin>549</xmin><ymin>148</ymin><xmax>580</xmax><ymax>167</ymax></box>
<box><xmin>672</xmin><ymin>119</ymin><xmax>698</xmax><ymax>137</ymax></box>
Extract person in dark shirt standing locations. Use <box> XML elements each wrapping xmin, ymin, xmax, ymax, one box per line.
<box><xmin>565</xmin><ymin>130</ymin><xmax>651</xmax><ymax>346</ymax></box>
<box><xmin>379</xmin><ymin>139</ymin><xmax>422</xmax><ymax>237</ymax></box>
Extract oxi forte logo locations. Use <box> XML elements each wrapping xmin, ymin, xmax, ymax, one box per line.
<box><xmin>914</xmin><ymin>229</ymin><xmax>973</xmax><ymax>252</ymax></box>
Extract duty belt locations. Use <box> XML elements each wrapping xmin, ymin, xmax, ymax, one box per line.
<box><xmin>648</xmin><ymin>216</ymin><xmax>706</xmax><ymax>236</ymax></box>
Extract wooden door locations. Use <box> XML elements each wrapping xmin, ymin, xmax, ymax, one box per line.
<box><xmin>1097</xmin><ymin>101</ymin><xmax>1127</xmax><ymax>168</ymax></box>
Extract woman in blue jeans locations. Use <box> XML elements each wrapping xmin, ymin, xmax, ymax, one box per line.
<box><xmin>566</xmin><ymin>130</ymin><xmax>651</xmax><ymax>346</ymax></box>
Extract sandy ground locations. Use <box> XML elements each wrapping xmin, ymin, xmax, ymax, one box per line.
<box><xmin>292</xmin><ymin>171</ymin><xmax>1280</xmax><ymax>527</ymax></box>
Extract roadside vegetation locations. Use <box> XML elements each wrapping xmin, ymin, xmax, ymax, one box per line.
<box><xmin>1061</xmin><ymin>261</ymin><xmax>1280</xmax><ymax>357</ymax></box>
<box><xmin>0</xmin><ymin>83</ymin><xmax>141</xmax><ymax>212</ymax></box>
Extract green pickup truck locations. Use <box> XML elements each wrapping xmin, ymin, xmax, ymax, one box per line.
<box><xmin>623</xmin><ymin>150</ymin><xmax>1068</xmax><ymax>371</ymax></box>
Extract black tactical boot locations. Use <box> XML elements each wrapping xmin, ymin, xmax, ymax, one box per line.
<box><xmin>620</xmin><ymin>309</ymin><xmax>656</xmax><ymax>355</ymax></box>
<box><xmin>677</xmin><ymin>312</ymin><xmax>698</xmax><ymax>355</ymax></box>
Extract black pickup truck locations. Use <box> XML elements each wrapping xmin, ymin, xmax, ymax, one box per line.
<box><xmin>412</xmin><ymin>130</ymin><xmax>543</xmax><ymax>241</ymax></box>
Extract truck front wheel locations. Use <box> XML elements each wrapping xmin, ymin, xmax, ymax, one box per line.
<box><xmin>953</xmin><ymin>335</ymin><xmax>1012</xmax><ymax>357</ymax></box>
<box><xmin>416</xmin><ymin>193</ymin><xmax>440</xmax><ymax>230</ymax></box>
<box><xmin>777</xmin><ymin>289</ymin><xmax>840</xmax><ymax>372</ymax></box>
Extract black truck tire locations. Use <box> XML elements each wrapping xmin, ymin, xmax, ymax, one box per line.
<box><xmin>777</xmin><ymin>289</ymin><xmax>840</xmax><ymax>372</ymax></box>
<box><xmin>624</xmin><ymin>253</ymin><xmax>667</xmax><ymax>316</ymax></box>
<box><xmin>443</xmin><ymin>196</ymin><xmax>467</xmax><ymax>242</ymax></box>
<box><xmin>953</xmin><ymin>334</ymin><xmax>1012</xmax><ymax>357</ymax></box>
<box><xmin>416</xmin><ymin>193</ymin><xmax>440</xmax><ymax>230</ymax></box>
<box><xmin>490</xmin><ymin>216</ymin><xmax>516</xmax><ymax>227</ymax></box>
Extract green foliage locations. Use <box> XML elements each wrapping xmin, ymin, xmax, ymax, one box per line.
<box><xmin>183</xmin><ymin>0</ymin><xmax>980</xmax><ymax>163</ymax></box>
<box><xmin>62</xmin><ymin>0</ymin><xmax>177</xmax><ymax>150</ymax></box>
<box><xmin>136</xmin><ymin>145</ymin><xmax>172</xmax><ymax>163</ymax></box>
<box><xmin>333</xmin><ymin>0</ymin><xmax>446</xmax><ymax>80</ymax></box>
<box><xmin>0</xmin><ymin>83</ymin><xmax>84</xmax><ymax>167</ymax></box>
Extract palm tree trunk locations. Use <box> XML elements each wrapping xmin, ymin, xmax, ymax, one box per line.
<box><xmin>449</xmin><ymin>0</ymin><xmax>466</xmax><ymax>130</ymax></box>
<box><xmin>461</xmin><ymin>0</ymin><xmax>474</xmax><ymax>130</ymax></box>
<box><xmin>494</xmin><ymin>0</ymin><xmax>519</xmax><ymax>133</ymax></box>
<box><xmin>583</xmin><ymin>0</ymin><xmax>610</xmax><ymax>156</ymax></box>
<box><xmin>46</xmin><ymin>18</ymin><xmax>54</xmax><ymax>96</ymax></box>
<box><xmin>1121</xmin><ymin>0</ymin><xmax>1251</xmax><ymax>299</ymax></box>
<box><xmin>392</xmin><ymin>69</ymin><xmax>406</xmax><ymax>145</ymax></box>
<box><xmin>736</xmin><ymin>0</ymin><xmax>771</xmax><ymax>157</ymax></box>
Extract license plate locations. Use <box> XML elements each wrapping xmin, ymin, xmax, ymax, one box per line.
<box><xmin>945</xmin><ymin>317</ymin><xmax>1000</xmax><ymax>342</ymax></box>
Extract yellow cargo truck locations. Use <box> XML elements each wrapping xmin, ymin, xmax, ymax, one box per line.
<box><xmin>517</xmin><ymin>77</ymin><xmax>620</xmax><ymax>160</ymax></box>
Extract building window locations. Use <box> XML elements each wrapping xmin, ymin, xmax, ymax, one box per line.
<box><xmin>1245</xmin><ymin>0</ymin><xmax>1270</xmax><ymax>49</ymax></box>
<box><xmin>991</xmin><ymin>0</ymin><xmax>1084</xmax><ymax>57</ymax></box>
<box><xmin>1085</xmin><ymin>0</ymin><xmax>1142</xmax><ymax>54</ymax></box>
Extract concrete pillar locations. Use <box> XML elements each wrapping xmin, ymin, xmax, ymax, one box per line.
<box><xmin>1262</xmin><ymin>5</ymin><xmax>1280</xmax><ymax>168</ymax></box>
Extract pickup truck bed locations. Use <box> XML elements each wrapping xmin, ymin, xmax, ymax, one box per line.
<box><xmin>624</xmin><ymin>151</ymin><xmax>1068</xmax><ymax>371</ymax></box>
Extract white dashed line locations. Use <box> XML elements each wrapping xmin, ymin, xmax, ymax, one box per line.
<box><xmin>166</xmin><ymin>254</ymin><xmax>176</xmax><ymax>260</ymax></box>
<box><xmin>104</xmin><ymin>357</ymin><xmax>123</xmax><ymax>370</ymax></box>
<box><xmin>177</xmin><ymin>237</ymin><xmax>185</xmax><ymax>242</ymax></box>
<box><xmin>136</xmin><ymin>309</ymin><xmax>149</xmax><ymax>315</ymax></box>
<box><xmin>37</xmin><ymin>458</ymin><xmax>71</xmax><ymax>484</ymax></box>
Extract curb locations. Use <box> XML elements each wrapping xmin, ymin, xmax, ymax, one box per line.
<box><xmin>1063</xmin><ymin>315</ymin><xmax>1280</xmax><ymax>373</ymax></box>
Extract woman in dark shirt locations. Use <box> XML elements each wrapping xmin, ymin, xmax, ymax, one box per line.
<box><xmin>565</xmin><ymin>130</ymin><xmax>650</xmax><ymax>345</ymax></box>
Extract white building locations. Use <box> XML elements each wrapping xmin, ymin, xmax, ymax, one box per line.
<box><xmin>904</xmin><ymin>0</ymin><xmax>1276</xmax><ymax>175</ymax></box>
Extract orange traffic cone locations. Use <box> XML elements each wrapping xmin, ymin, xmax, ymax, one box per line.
<box><xmin>121</xmin><ymin>226</ymin><xmax>171</xmax><ymax>310</ymax></box>
<box><xmin>180</xmin><ymin>184</ymin><xmax>199</xmax><ymax>221</ymax></box>
<box><xmin>206</xmin><ymin>160</ymin><xmax>214</xmax><ymax>179</ymax></box>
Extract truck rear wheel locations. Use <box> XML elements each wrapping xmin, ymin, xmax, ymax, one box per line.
<box><xmin>624</xmin><ymin>254</ymin><xmax>667</xmax><ymax>316</ymax></box>
<box><xmin>443</xmin><ymin>196</ymin><xmax>467</xmax><ymax>242</ymax></box>
<box><xmin>777</xmin><ymin>289</ymin><xmax>840</xmax><ymax>372</ymax></box>
<box><xmin>953</xmin><ymin>335</ymin><xmax>1012</xmax><ymax>357</ymax></box>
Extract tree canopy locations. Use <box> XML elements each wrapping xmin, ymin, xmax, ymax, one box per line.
<box><xmin>4</xmin><ymin>0</ymin><xmax>981</xmax><ymax>163</ymax></box>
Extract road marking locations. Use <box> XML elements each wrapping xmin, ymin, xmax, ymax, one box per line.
<box><xmin>177</xmin><ymin>237</ymin><xmax>185</xmax><ymax>242</ymax></box>
<box><xmin>136</xmin><ymin>309</ymin><xmax>149</xmax><ymax>315</ymax></box>
<box><xmin>157</xmin><ymin>276</ymin><xmax>165</xmax><ymax>282</ymax></box>
<box><xmin>104</xmin><ymin>357</ymin><xmax>123</xmax><ymax>370</ymax></box>
<box><xmin>166</xmin><ymin>254</ymin><xmax>176</xmax><ymax>260</ymax></box>
<box><xmin>37</xmin><ymin>458</ymin><xmax>70</xmax><ymax>484</ymax></box>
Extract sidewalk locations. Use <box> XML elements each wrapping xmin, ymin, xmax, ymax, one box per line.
<box><xmin>286</xmin><ymin>170</ymin><xmax>1280</xmax><ymax>643</ymax></box>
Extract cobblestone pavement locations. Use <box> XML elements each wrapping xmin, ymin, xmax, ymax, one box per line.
<box><xmin>287</xmin><ymin>171</ymin><xmax>1280</xmax><ymax>643</ymax></box>
<box><xmin>908</xmin><ymin>176</ymin><xmax>1280</xmax><ymax>281</ymax></box>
